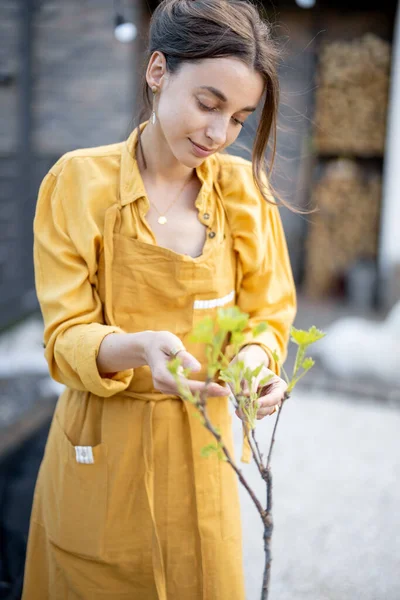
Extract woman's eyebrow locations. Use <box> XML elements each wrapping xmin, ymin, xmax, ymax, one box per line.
<box><xmin>197</xmin><ymin>86</ymin><xmax>257</xmax><ymax>112</ymax></box>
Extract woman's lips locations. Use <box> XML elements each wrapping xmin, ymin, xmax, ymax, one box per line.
<box><xmin>189</xmin><ymin>138</ymin><xmax>216</xmax><ymax>158</ymax></box>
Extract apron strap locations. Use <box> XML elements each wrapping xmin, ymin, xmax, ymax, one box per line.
<box><xmin>103</xmin><ymin>203</ymin><xmax>121</xmax><ymax>326</ymax></box>
<box><xmin>143</xmin><ymin>401</ymin><xmax>168</xmax><ymax>600</ymax></box>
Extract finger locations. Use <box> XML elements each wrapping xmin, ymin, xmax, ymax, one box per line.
<box><xmin>153</xmin><ymin>368</ymin><xmax>228</xmax><ymax>399</ymax></box>
<box><xmin>177</xmin><ymin>350</ymin><xmax>201</xmax><ymax>372</ymax></box>
<box><xmin>158</xmin><ymin>336</ymin><xmax>201</xmax><ymax>371</ymax></box>
<box><xmin>241</xmin><ymin>378</ymin><xmax>251</xmax><ymax>396</ymax></box>
<box><xmin>188</xmin><ymin>379</ymin><xmax>230</xmax><ymax>397</ymax></box>
<box><xmin>252</xmin><ymin>365</ymin><xmax>273</xmax><ymax>395</ymax></box>
<box><xmin>258</xmin><ymin>384</ymin><xmax>286</xmax><ymax>409</ymax></box>
<box><xmin>256</xmin><ymin>404</ymin><xmax>279</xmax><ymax>419</ymax></box>
<box><xmin>159</xmin><ymin>334</ymin><xmax>186</xmax><ymax>357</ymax></box>
<box><xmin>235</xmin><ymin>408</ymin><xmax>247</xmax><ymax>421</ymax></box>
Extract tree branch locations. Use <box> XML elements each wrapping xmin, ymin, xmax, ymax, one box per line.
<box><xmin>197</xmin><ymin>401</ymin><xmax>266</xmax><ymax>519</ymax></box>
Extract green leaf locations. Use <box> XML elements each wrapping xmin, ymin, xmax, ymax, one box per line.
<box><xmin>230</xmin><ymin>331</ymin><xmax>245</xmax><ymax>348</ymax></box>
<box><xmin>243</xmin><ymin>366</ymin><xmax>253</xmax><ymax>381</ymax></box>
<box><xmin>166</xmin><ymin>356</ymin><xmax>183</xmax><ymax>375</ymax></box>
<box><xmin>200</xmin><ymin>443</ymin><xmax>225</xmax><ymax>460</ymax></box>
<box><xmin>252</xmin><ymin>322</ymin><xmax>268</xmax><ymax>338</ymax></box>
<box><xmin>200</xmin><ymin>444</ymin><xmax>219</xmax><ymax>458</ymax></box>
<box><xmin>259</xmin><ymin>374</ymin><xmax>274</xmax><ymax>387</ymax></box>
<box><xmin>271</xmin><ymin>349</ymin><xmax>280</xmax><ymax>363</ymax></box>
<box><xmin>219</xmin><ymin>370</ymin><xmax>235</xmax><ymax>386</ymax></box>
<box><xmin>301</xmin><ymin>357</ymin><xmax>315</xmax><ymax>370</ymax></box>
<box><xmin>290</xmin><ymin>326</ymin><xmax>326</xmax><ymax>348</ymax></box>
<box><xmin>216</xmin><ymin>306</ymin><xmax>249</xmax><ymax>332</ymax></box>
<box><xmin>251</xmin><ymin>363</ymin><xmax>264</xmax><ymax>378</ymax></box>
<box><xmin>190</xmin><ymin>315</ymin><xmax>215</xmax><ymax>343</ymax></box>
<box><xmin>213</xmin><ymin>330</ymin><xmax>226</xmax><ymax>352</ymax></box>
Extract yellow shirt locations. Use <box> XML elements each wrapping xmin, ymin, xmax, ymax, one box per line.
<box><xmin>23</xmin><ymin>124</ymin><xmax>297</xmax><ymax>600</ymax></box>
<box><xmin>34</xmin><ymin>127</ymin><xmax>297</xmax><ymax>395</ymax></box>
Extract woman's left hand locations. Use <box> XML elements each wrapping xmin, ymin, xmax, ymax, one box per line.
<box><xmin>228</xmin><ymin>344</ymin><xmax>287</xmax><ymax>420</ymax></box>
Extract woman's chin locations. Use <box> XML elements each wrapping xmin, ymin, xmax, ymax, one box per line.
<box><xmin>174</xmin><ymin>149</ymin><xmax>206</xmax><ymax>169</ymax></box>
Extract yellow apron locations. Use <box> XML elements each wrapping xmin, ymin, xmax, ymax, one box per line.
<box><xmin>22</xmin><ymin>178</ymin><xmax>246</xmax><ymax>599</ymax></box>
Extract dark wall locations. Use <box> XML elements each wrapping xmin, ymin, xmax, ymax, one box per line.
<box><xmin>0</xmin><ymin>0</ymin><xmax>147</xmax><ymax>331</ymax></box>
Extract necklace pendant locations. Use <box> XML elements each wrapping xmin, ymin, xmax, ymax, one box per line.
<box><xmin>158</xmin><ymin>215</ymin><xmax>167</xmax><ymax>225</ymax></box>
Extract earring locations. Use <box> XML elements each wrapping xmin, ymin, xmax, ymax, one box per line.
<box><xmin>151</xmin><ymin>86</ymin><xmax>158</xmax><ymax>125</ymax></box>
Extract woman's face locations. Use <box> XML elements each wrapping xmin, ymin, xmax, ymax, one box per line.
<box><xmin>147</xmin><ymin>55</ymin><xmax>264</xmax><ymax>167</ymax></box>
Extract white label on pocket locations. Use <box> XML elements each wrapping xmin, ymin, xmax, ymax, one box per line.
<box><xmin>75</xmin><ymin>446</ymin><xmax>94</xmax><ymax>464</ymax></box>
<box><xmin>193</xmin><ymin>290</ymin><xmax>235</xmax><ymax>310</ymax></box>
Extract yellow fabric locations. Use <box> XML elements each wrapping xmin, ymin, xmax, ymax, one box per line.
<box><xmin>23</xmin><ymin>123</ymin><xmax>297</xmax><ymax>599</ymax></box>
<box><xmin>241</xmin><ymin>422</ymin><xmax>253</xmax><ymax>463</ymax></box>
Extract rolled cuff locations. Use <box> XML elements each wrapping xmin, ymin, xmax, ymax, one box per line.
<box><xmin>75</xmin><ymin>325</ymin><xmax>134</xmax><ymax>397</ymax></box>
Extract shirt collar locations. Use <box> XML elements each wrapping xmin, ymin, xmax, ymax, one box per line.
<box><xmin>119</xmin><ymin>122</ymin><xmax>215</xmax><ymax>213</ymax></box>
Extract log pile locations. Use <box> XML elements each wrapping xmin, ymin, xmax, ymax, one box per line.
<box><xmin>314</xmin><ymin>34</ymin><xmax>391</xmax><ymax>156</ymax></box>
<box><xmin>304</xmin><ymin>159</ymin><xmax>382</xmax><ymax>298</ymax></box>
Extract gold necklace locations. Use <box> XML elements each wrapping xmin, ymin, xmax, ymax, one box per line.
<box><xmin>150</xmin><ymin>175</ymin><xmax>192</xmax><ymax>225</ymax></box>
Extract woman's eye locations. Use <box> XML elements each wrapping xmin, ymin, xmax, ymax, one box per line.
<box><xmin>232</xmin><ymin>117</ymin><xmax>245</xmax><ymax>127</ymax></box>
<box><xmin>197</xmin><ymin>98</ymin><xmax>244</xmax><ymax>127</ymax></box>
<box><xmin>197</xmin><ymin>99</ymin><xmax>215</xmax><ymax>112</ymax></box>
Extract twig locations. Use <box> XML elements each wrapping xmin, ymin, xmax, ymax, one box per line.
<box><xmin>197</xmin><ymin>400</ymin><xmax>266</xmax><ymax>518</ymax></box>
<box><xmin>266</xmin><ymin>391</ymin><xmax>290</xmax><ymax>469</ymax></box>
<box><xmin>252</xmin><ymin>428</ymin><xmax>265</xmax><ymax>467</ymax></box>
<box><xmin>261</xmin><ymin>493</ymin><xmax>273</xmax><ymax>598</ymax></box>
<box><xmin>240</xmin><ymin>414</ymin><xmax>266</xmax><ymax>479</ymax></box>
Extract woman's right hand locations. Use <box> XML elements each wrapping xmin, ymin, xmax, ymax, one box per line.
<box><xmin>143</xmin><ymin>331</ymin><xmax>229</xmax><ymax>398</ymax></box>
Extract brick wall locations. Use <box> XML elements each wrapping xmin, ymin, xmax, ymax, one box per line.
<box><xmin>34</xmin><ymin>0</ymin><xmax>148</xmax><ymax>154</ymax></box>
<box><xmin>0</xmin><ymin>0</ymin><xmax>148</xmax><ymax>156</ymax></box>
<box><xmin>0</xmin><ymin>1</ymin><xmax>149</xmax><ymax>330</ymax></box>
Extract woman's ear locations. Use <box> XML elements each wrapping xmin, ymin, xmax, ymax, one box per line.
<box><xmin>146</xmin><ymin>51</ymin><xmax>168</xmax><ymax>90</ymax></box>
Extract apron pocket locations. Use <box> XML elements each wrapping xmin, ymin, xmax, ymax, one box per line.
<box><xmin>41</xmin><ymin>415</ymin><xmax>108</xmax><ymax>559</ymax></box>
<box><xmin>188</xmin><ymin>289</ymin><xmax>236</xmax><ymax>370</ymax></box>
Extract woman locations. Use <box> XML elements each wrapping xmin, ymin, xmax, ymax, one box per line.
<box><xmin>22</xmin><ymin>0</ymin><xmax>297</xmax><ymax>598</ymax></box>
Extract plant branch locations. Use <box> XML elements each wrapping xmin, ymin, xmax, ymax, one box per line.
<box><xmin>252</xmin><ymin>428</ymin><xmax>265</xmax><ymax>466</ymax></box>
<box><xmin>197</xmin><ymin>383</ymin><xmax>266</xmax><ymax>519</ymax></box>
<box><xmin>170</xmin><ymin>315</ymin><xmax>325</xmax><ymax>600</ymax></box>
<box><xmin>280</xmin><ymin>363</ymin><xmax>290</xmax><ymax>385</ymax></box>
<box><xmin>266</xmin><ymin>391</ymin><xmax>290</xmax><ymax>469</ymax></box>
<box><xmin>240</xmin><ymin>416</ymin><xmax>265</xmax><ymax>479</ymax></box>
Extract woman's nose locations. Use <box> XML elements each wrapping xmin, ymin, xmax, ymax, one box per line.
<box><xmin>206</xmin><ymin>117</ymin><xmax>228</xmax><ymax>147</ymax></box>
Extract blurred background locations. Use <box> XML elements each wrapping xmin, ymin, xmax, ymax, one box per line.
<box><xmin>0</xmin><ymin>1</ymin><xmax>399</xmax><ymax>599</ymax></box>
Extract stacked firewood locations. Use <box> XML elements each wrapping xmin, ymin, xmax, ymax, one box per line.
<box><xmin>314</xmin><ymin>34</ymin><xmax>391</xmax><ymax>156</ymax></box>
<box><xmin>304</xmin><ymin>159</ymin><xmax>382</xmax><ymax>297</ymax></box>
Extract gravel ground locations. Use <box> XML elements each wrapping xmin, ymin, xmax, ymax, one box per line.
<box><xmin>232</xmin><ymin>389</ymin><xmax>400</xmax><ymax>600</ymax></box>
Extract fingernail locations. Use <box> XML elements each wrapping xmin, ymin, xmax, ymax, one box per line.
<box><xmin>189</xmin><ymin>360</ymin><xmax>201</xmax><ymax>370</ymax></box>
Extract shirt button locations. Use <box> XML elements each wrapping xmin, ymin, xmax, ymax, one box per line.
<box><xmin>203</xmin><ymin>213</ymin><xmax>210</xmax><ymax>220</ymax></box>
<box><xmin>208</xmin><ymin>231</ymin><xmax>216</xmax><ymax>239</ymax></box>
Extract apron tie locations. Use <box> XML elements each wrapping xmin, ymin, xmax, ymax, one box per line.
<box><xmin>123</xmin><ymin>391</ymin><xmax>205</xmax><ymax>598</ymax></box>
<box><xmin>241</xmin><ymin>423</ymin><xmax>252</xmax><ymax>463</ymax></box>
<box><xmin>142</xmin><ymin>401</ymin><xmax>168</xmax><ymax>600</ymax></box>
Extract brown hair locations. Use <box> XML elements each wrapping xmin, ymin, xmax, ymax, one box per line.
<box><xmin>138</xmin><ymin>0</ymin><xmax>298</xmax><ymax>211</ymax></box>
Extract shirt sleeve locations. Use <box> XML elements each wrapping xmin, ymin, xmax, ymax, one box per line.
<box><xmin>34</xmin><ymin>163</ymin><xmax>134</xmax><ymax>396</ymax></box>
<box><xmin>219</xmin><ymin>158</ymin><xmax>297</xmax><ymax>376</ymax></box>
